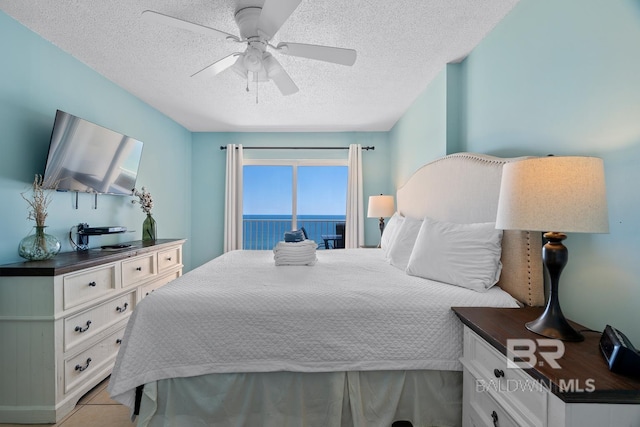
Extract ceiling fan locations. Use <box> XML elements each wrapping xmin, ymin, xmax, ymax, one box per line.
<box><xmin>142</xmin><ymin>0</ymin><xmax>357</xmax><ymax>96</ymax></box>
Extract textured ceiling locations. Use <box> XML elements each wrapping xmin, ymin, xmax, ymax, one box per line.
<box><xmin>0</xmin><ymin>0</ymin><xmax>519</xmax><ymax>132</ymax></box>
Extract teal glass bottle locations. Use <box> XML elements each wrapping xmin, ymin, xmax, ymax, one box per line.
<box><xmin>142</xmin><ymin>213</ymin><xmax>157</xmax><ymax>241</ymax></box>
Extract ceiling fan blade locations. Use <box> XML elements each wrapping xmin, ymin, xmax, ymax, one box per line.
<box><xmin>263</xmin><ymin>54</ymin><xmax>299</xmax><ymax>96</ymax></box>
<box><xmin>271</xmin><ymin>68</ymin><xmax>299</xmax><ymax>96</ymax></box>
<box><xmin>276</xmin><ymin>42</ymin><xmax>357</xmax><ymax>66</ymax></box>
<box><xmin>142</xmin><ymin>10</ymin><xmax>240</xmax><ymax>42</ymax></box>
<box><xmin>191</xmin><ymin>53</ymin><xmax>242</xmax><ymax>78</ymax></box>
<box><xmin>257</xmin><ymin>0</ymin><xmax>302</xmax><ymax>40</ymax></box>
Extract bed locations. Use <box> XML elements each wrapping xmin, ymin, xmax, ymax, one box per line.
<box><xmin>108</xmin><ymin>152</ymin><xmax>544</xmax><ymax>427</ymax></box>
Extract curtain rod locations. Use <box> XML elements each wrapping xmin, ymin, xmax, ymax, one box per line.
<box><xmin>220</xmin><ymin>145</ymin><xmax>375</xmax><ymax>151</ymax></box>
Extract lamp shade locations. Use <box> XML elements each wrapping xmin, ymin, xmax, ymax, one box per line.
<box><xmin>496</xmin><ymin>156</ymin><xmax>609</xmax><ymax>233</ymax></box>
<box><xmin>367</xmin><ymin>195</ymin><xmax>395</xmax><ymax>218</ymax></box>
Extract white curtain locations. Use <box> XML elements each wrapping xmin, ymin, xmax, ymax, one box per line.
<box><xmin>224</xmin><ymin>144</ymin><xmax>243</xmax><ymax>252</ymax></box>
<box><xmin>345</xmin><ymin>144</ymin><xmax>364</xmax><ymax>248</ymax></box>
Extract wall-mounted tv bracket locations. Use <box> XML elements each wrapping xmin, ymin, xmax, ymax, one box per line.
<box><xmin>72</xmin><ymin>193</ymin><xmax>99</xmax><ymax>210</ymax></box>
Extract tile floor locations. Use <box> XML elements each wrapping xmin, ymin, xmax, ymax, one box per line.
<box><xmin>0</xmin><ymin>377</ymin><xmax>135</xmax><ymax>427</ymax></box>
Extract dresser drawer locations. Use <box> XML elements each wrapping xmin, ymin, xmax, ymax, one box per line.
<box><xmin>64</xmin><ymin>291</ymin><xmax>135</xmax><ymax>351</ymax></box>
<box><xmin>140</xmin><ymin>271</ymin><xmax>181</xmax><ymax>299</ymax></box>
<box><xmin>122</xmin><ymin>253</ymin><xmax>157</xmax><ymax>287</ymax></box>
<box><xmin>464</xmin><ymin>328</ymin><xmax>546</xmax><ymax>427</ymax></box>
<box><xmin>157</xmin><ymin>246</ymin><xmax>181</xmax><ymax>273</ymax></box>
<box><xmin>63</xmin><ymin>264</ymin><xmax>117</xmax><ymax>310</ymax></box>
<box><xmin>64</xmin><ymin>326</ymin><xmax>126</xmax><ymax>394</ymax></box>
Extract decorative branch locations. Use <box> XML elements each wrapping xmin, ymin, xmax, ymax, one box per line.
<box><xmin>21</xmin><ymin>174</ymin><xmax>54</xmax><ymax>227</ymax></box>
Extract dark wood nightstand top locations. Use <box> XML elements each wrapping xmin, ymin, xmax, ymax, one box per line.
<box><xmin>452</xmin><ymin>306</ymin><xmax>640</xmax><ymax>404</ymax></box>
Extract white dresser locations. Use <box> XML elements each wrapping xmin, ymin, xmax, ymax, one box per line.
<box><xmin>453</xmin><ymin>307</ymin><xmax>640</xmax><ymax>427</ymax></box>
<box><xmin>0</xmin><ymin>239</ymin><xmax>185</xmax><ymax>424</ymax></box>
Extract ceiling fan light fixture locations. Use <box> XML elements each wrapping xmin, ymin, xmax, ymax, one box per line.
<box><xmin>230</xmin><ymin>55</ymin><xmax>249</xmax><ymax>78</ymax></box>
<box><xmin>262</xmin><ymin>52</ymin><xmax>280</xmax><ymax>77</ymax></box>
<box><xmin>262</xmin><ymin>53</ymin><xmax>298</xmax><ymax>96</ymax></box>
<box><xmin>243</xmin><ymin>46</ymin><xmax>264</xmax><ymax>73</ymax></box>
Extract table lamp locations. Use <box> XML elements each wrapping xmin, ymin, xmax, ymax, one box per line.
<box><xmin>495</xmin><ymin>156</ymin><xmax>609</xmax><ymax>341</ymax></box>
<box><xmin>367</xmin><ymin>194</ymin><xmax>395</xmax><ymax>247</ymax></box>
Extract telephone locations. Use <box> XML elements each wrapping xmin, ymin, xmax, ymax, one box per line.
<box><xmin>599</xmin><ymin>325</ymin><xmax>640</xmax><ymax>377</ymax></box>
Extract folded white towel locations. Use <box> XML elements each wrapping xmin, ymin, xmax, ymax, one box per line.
<box><xmin>273</xmin><ymin>240</ymin><xmax>317</xmax><ymax>266</ymax></box>
<box><xmin>274</xmin><ymin>253</ymin><xmax>316</xmax><ymax>261</ymax></box>
<box><xmin>273</xmin><ymin>241</ymin><xmax>316</xmax><ymax>255</ymax></box>
<box><xmin>274</xmin><ymin>240</ymin><xmax>317</xmax><ymax>250</ymax></box>
<box><xmin>275</xmin><ymin>257</ymin><xmax>317</xmax><ymax>266</ymax></box>
<box><xmin>274</xmin><ymin>248</ymin><xmax>316</xmax><ymax>257</ymax></box>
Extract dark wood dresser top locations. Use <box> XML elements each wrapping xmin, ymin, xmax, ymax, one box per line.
<box><xmin>0</xmin><ymin>239</ymin><xmax>185</xmax><ymax>277</ymax></box>
<box><xmin>452</xmin><ymin>306</ymin><xmax>640</xmax><ymax>404</ymax></box>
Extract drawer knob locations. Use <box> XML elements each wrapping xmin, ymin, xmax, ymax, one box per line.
<box><xmin>88</xmin><ymin>281</ymin><xmax>97</xmax><ymax>287</ymax></box>
<box><xmin>135</xmin><ymin>267</ymin><xmax>142</xmax><ymax>271</ymax></box>
<box><xmin>116</xmin><ymin>302</ymin><xmax>129</xmax><ymax>313</ymax></box>
<box><xmin>75</xmin><ymin>358</ymin><xmax>92</xmax><ymax>372</ymax></box>
<box><xmin>493</xmin><ymin>368</ymin><xmax>505</xmax><ymax>378</ymax></box>
<box><xmin>116</xmin><ymin>338</ymin><xmax>123</xmax><ymax>345</ymax></box>
<box><xmin>167</xmin><ymin>257</ymin><xmax>172</xmax><ymax>261</ymax></box>
<box><xmin>74</xmin><ymin>320</ymin><xmax>92</xmax><ymax>333</ymax></box>
<box><xmin>491</xmin><ymin>410</ymin><xmax>499</xmax><ymax>426</ymax></box>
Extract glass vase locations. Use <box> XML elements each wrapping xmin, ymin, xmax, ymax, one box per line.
<box><xmin>142</xmin><ymin>213</ymin><xmax>157</xmax><ymax>242</ymax></box>
<box><xmin>18</xmin><ymin>226</ymin><xmax>61</xmax><ymax>261</ymax></box>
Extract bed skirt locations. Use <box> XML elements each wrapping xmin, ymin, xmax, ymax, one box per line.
<box><xmin>137</xmin><ymin>370</ymin><xmax>462</xmax><ymax>427</ymax></box>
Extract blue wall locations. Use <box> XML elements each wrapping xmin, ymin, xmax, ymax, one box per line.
<box><xmin>390</xmin><ymin>0</ymin><xmax>640</xmax><ymax>344</ymax></box>
<box><xmin>190</xmin><ymin>132</ymin><xmax>391</xmax><ymax>268</ymax></box>
<box><xmin>388</xmin><ymin>63</ymin><xmax>464</xmax><ymax>187</ymax></box>
<box><xmin>388</xmin><ymin>68</ymin><xmax>448</xmax><ymax>187</ymax></box>
<box><xmin>462</xmin><ymin>0</ymin><xmax>640</xmax><ymax>344</ymax></box>
<box><xmin>0</xmin><ymin>11</ymin><xmax>193</xmax><ymax>270</ymax></box>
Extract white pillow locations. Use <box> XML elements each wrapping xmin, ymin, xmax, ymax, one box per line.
<box><xmin>386</xmin><ymin>217</ymin><xmax>422</xmax><ymax>270</ymax></box>
<box><xmin>405</xmin><ymin>217</ymin><xmax>503</xmax><ymax>292</ymax></box>
<box><xmin>381</xmin><ymin>212</ymin><xmax>403</xmax><ymax>255</ymax></box>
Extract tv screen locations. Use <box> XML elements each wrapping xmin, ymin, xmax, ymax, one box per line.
<box><xmin>42</xmin><ymin>110</ymin><xmax>144</xmax><ymax>195</ymax></box>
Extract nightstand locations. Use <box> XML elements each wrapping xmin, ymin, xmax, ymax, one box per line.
<box><xmin>452</xmin><ymin>307</ymin><xmax>640</xmax><ymax>427</ymax></box>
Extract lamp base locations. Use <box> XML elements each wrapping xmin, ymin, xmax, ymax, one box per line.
<box><xmin>526</xmin><ymin>310</ymin><xmax>584</xmax><ymax>342</ymax></box>
<box><xmin>526</xmin><ymin>231</ymin><xmax>584</xmax><ymax>342</ymax></box>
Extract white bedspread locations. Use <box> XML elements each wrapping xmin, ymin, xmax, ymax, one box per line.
<box><xmin>109</xmin><ymin>249</ymin><xmax>519</xmax><ymax>409</ymax></box>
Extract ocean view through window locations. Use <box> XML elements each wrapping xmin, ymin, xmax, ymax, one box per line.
<box><xmin>243</xmin><ymin>163</ymin><xmax>347</xmax><ymax>250</ymax></box>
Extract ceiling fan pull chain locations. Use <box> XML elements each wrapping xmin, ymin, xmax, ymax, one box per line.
<box><xmin>246</xmin><ymin>72</ymin><xmax>250</xmax><ymax>92</ymax></box>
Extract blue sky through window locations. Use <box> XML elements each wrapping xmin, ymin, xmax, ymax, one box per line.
<box><xmin>243</xmin><ymin>165</ymin><xmax>347</xmax><ymax>216</ymax></box>
<box><xmin>298</xmin><ymin>166</ymin><xmax>347</xmax><ymax>215</ymax></box>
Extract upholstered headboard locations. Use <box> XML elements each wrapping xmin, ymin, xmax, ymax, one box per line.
<box><xmin>396</xmin><ymin>152</ymin><xmax>544</xmax><ymax>306</ymax></box>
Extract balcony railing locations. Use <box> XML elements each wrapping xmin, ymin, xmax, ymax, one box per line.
<box><xmin>243</xmin><ymin>218</ymin><xmax>345</xmax><ymax>250</ymax></box>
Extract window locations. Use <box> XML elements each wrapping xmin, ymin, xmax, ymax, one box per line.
<box><xmin>243</xmin><ymin>160</ymin><xmax>347</xmax><ymax>249</ymax></box>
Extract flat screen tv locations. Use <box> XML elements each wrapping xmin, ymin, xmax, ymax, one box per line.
<box><xmin>42</xmin><ymin>110</ymin><xmax>144</xmax><ymax>195</ymax></box>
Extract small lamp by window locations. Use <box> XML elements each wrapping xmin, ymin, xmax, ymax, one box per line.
<box><xmin>367</xmin><ymin>195</ymin><xmax>395</xmax><ymax>247</ymax></box>
<box><xmin>496</xmin><ymin>156</ymin><xmax>609</xmax><ymax>341</ymax></box>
